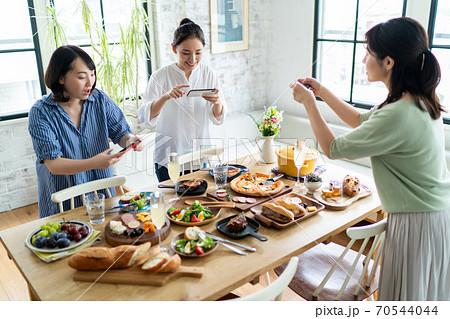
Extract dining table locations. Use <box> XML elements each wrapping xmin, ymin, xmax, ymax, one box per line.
<box><xmin>0</xmin><ymin>154</ymin><xmax>383</xmax><ymax>301</ymax></box>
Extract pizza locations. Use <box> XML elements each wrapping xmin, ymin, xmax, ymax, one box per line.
<box><xmin>230</xmin><ymin>173</ymin><xmax>284</xmax><ymax>197</ymax></box>
<box><xmin>227</xmin><ymin>167</ymin><xmax>241</xmax><ymax>178</ymax></box>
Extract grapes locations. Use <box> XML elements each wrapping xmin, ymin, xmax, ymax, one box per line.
<box><xmin>74</xmin><ymin>233</ymin><xmax>82</xmax><ymax>242</ymax></box>
<box><xmin>33</xmin><ymin>221</ymin><xmax>88</xmax><ymax>249</ymax></box>
<box><xmin>38</xmin><ymin>230</ymin><xmax>49</xmax><ymax>237</ymax></box>
<box><xmin>69</xmin><ymin>225</ymin><xmax>79</xmax><ymax>236</ymax></box>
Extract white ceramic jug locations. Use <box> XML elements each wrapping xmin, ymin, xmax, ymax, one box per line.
<box><xmin>255</xmin><ymin>136</ymin><xmax>277</xmax><ymax>164</ymax></box>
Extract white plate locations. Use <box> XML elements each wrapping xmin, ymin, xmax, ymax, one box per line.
<box><xmin>24</xmin><ymin>220</ymin><xmax>93</xmax><ymax>254</ymax></box>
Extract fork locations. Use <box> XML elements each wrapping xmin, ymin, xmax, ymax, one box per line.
<box><xmin>198</xmin><ymin>231</ymin><xmax>247</xmax><ymax>256</ymax></box>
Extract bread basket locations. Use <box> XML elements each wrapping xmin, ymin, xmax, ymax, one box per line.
<box><xmin>275</xmin><ymin>145</ymin><xmax>320</xmax><ymax>177</ymax></box>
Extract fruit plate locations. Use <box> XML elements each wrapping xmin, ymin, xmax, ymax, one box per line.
<box><xmin>118</xmin><ymin>191</ymin><xmax>153</xmax><ymax>212</ymax></box>
<box><xmin>166</xmin><ymin>196</ymin><xmax>222</xmax><ymax>227</ymax></box>
<box><xmin>170</xmin><ymin>233</ymin><xmax>218</xmax><ymax>258</ymax></box>
<box><xmin>24</xmin><ymin>220</ymin><xmax>93</xmax><ymax>254</ymax></box>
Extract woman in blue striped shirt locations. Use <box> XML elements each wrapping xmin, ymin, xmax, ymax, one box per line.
<box><xmin>28</xmin><ymin>45</ymin><xmax>142</xmax><ymax>218</ymax></box>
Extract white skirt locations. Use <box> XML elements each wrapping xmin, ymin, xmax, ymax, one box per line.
<box><xmin>378</xmin><ymin>210</ymin><xmax>450</xmax><ymax>301</ymax></box>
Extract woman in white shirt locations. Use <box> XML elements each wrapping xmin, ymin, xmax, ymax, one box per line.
<box><xmin>138</xmin><ymin>18</ymin><xmax>227</xmax><ymax>182</ymax></box>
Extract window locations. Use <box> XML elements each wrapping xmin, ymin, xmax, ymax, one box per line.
<box><xmin>0</xmin><ymin>0</ymin><xmax>44</xmax><ymax>120</ymax></box>
<box><xmin>313</xmin><ymin>0</ymin><xmax>406</xmax><ymax>108</ymax></box>
<box><xmin>0</xmin><ymin>0</ymin><xmax>152</xmax><ymax>121</ymax></box>
<box><xmin>429</xmin><ymin>0</ymin><xmax>450</xmax><ymax>122</ymax></box>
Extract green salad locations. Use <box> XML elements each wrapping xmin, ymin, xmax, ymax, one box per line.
<box><xmin>167</xmin><ymin>200</ymin><xmax>214</xmax><ymax>223</ymax></box>
<box><xmin>175</xmin><ymin>236</ymin><xmax>215</xmax><ymax>255</ymax></box>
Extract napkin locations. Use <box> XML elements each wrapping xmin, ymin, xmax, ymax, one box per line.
<box><xmin>28</xmin><ymin>230</ymin><xmax>102</xmax><ymax>263</ymax></box>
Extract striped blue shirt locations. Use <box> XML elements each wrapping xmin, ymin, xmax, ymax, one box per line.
<box><xmin>28</xmin><ymin>89</ymin><xmax>131</xmax><ymax>218</ymax></box>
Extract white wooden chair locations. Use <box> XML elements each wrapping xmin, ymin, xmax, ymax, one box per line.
<box><xmin>51</xmin><ymin>176</ymin><xmax>127</xmax><ymax>213</ymax></box>
<box><xmin>233</xmin><ymin>257</ymin><xmax>299</xmax><ymax>301</ymax></box>
<box><xmin>177</xmin><ymin>146</ymin><xmax>224</xmax><ymax>175</ymax></box>
<box><xmin>274</xmin><ymin>219</ymin><xmax>387</xmax><ymax>301</ymax></box>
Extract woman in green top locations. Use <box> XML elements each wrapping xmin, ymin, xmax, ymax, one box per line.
<box><xmin>292</xmin><ymin>17</ymin><xmax>450</xmax><ymax>301</ymax></box>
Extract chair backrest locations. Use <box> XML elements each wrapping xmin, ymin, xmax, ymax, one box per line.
<box><xmin>313</xmin><ymin>218</ymin><xmax>387</xmax><ymax>300</ymax></box>
<box><xmin>177</xmin><ymin>147</ymin><xmax>224</xmax><ymax>175</ymax></box>
<box><xmin>51</xmin><ymin>176</ymin><xmax>127</xmax><ymax>213</ymax></box>
<box><xmin>234</xmin><ymin>257</ymin><xmax>299</xmax><ymax>301</ymax></box>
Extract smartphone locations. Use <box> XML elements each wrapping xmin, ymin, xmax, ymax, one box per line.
<box><xmin>186</xmin><ymin>88</ymin><xmax>217</xmax><ymax>97</ymax></box>
<box><xmin>118</xmin><ymin>140</ymin><xmax>141</xmax><ymax>154</ymax></box>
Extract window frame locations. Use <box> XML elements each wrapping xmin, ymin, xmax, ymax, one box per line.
<box><xmin>428</xmin><ymin>0</ymin><xmax>450</xmax><ymax>124</ymax></box>
<box><xmin>0</xmin><ymin>0</ymin><xmax>153</xmax><ymax>122</ymax></box>
<box><xmin>312</xmin><ymin>0</ymin><xmax>407</xmax><ymax>111</ymax></box>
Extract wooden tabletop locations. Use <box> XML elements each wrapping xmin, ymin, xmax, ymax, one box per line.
<box><xmin>0</xmin><ymin>155</ymin><xmax>382</xmax><ymax>300</ymax></box>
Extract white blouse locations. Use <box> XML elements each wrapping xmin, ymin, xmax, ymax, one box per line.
<box><xmin>137</xmin><ymin>63</ymin><xmax>227</xmax><ymax>167</ymax></box>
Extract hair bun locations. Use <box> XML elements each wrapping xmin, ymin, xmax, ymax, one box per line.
<box><xmin>179</xmin><ymin>18</ymin><xmax>193</xmax><ymax>26</ymax></box>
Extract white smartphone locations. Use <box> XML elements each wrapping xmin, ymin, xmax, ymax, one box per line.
<box><xmin>186</xmin><ymin>88</ymin><xmax>217</xmax><ymax>97</ymax></box>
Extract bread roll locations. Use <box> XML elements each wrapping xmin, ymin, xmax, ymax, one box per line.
<box><xmin>184</xmin><ymin>226</ymin><xmax>203</xmax><ymax>241</ymax></box>
<box><xmin>342</xmin><ymin>175</ymin><xmax>360</xmax><ymax>197</ymax></box>
<box><xmin>68</xmin><ymin>245</ymin><xmax>137</xmax><ymax>270</ymax></box>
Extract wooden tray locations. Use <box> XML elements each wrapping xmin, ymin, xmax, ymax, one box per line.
<box><xmin>167</xmin><ymin>196</ymin><xmax>222</xmax><ymax>226</ymax></box>
<box><xmin>105</xmin><ymin>215</ymin><xmax>171</xmax><ymax>247</ymax></box>
<box><xmin>73</xmin><ymin>265</ymin><xmax>203</xmax><ymax>286</ymax></box>
<box><xmin>313</xmin><ymin>184</ymin><xmax>373</xmax><ymax>210</ymax></box>
<box><xmin>207</xmin><ymin>185</ymin><xmax>293</xmax><ymax>212</ymax></box>
<box><xmin>250</xmin><ymin>193</ymin><xmax>325</xmax><ymax>229</ymax></box>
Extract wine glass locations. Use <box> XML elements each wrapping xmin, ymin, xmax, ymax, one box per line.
<box><xmin>293</xmin><ymin>140</ymin><xmax>307</xmax><ymax>192</ymax></box>
<box><xmin>150</xmin><ymin>191</ymin><xmax>167</xmax><ymax>251</ymax></box>
<box><xmin>168</xmin><ymin>152</ymin><xmax>180</xmax><ymax>202</ymax></box>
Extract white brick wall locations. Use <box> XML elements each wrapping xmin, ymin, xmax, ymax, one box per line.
<box><xmin>0</xmin><ymin>118</ymin><xmax>38</xmax><ymax>212</ymax></box>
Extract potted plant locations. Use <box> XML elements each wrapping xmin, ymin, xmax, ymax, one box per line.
<box><xmin>304</xmin><ymin>173</ymin><xmax>323</xmax><ymax>194</ymax></box>
<box><xmin>248</xmin><ymin>106</ymin><xmax>284</xmax><ymax>163</ymax></box>
<box><xmin>44</xmin><ymin>0</ymin><xmax>152</xmax><ymax>131</ymax></box>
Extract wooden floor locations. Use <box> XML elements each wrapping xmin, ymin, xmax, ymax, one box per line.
<box><xmin>0</xmin><ymin>203</ymin><xmax>369</xmax><ymax>301</ymax></box>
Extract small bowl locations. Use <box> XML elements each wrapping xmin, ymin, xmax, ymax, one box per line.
<box><xmin>304</xmin><ymin>180</ymin><xmax>323</xmax><ymax>194</ymax></box>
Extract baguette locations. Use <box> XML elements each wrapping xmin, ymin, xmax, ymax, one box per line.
<box><xmin>156</xmin><ymin>254</ymin><xmax>181</xmax><ymax>273</ymax></box>
<box><xmin>141</xmin><ymin>252</ymin><xmax>170</xmax><ymax>271</ymax></box>
<box><xmin>68</xmin><ymin>245</ymin><xmax>137</xmax><ymax>270</ymax></box>
<box><xmin>126</xmin><ymin>242</ymin><xmax>159</xmax><ymax>267</ymax></box>
<box><xmin>274</xmin><ymin>199</ymin><xmax>306</xmax><ymax>218</ymax></box>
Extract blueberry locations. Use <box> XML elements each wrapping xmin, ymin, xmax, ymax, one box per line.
<box><xmin>123</xmin><ymin>230</ymin><xmax>129</xmax><ymax>236</ymax></box>
<box><xmin>301</xmin><ymin>203</ymin><xmax>308</xmax><ymax>208</ymax></box>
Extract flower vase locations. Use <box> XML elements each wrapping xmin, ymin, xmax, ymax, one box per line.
<box><xmin>255</xmin><ymin>135</ymin><xmax>277</xmax><ymax>164</ymax></box>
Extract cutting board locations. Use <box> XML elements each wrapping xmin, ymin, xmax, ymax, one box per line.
<box><xmin>73</xmin><ymin>265</ymin><xmax>203</xmax><ymax>286</ymax></box>
<box><xmin>207</xmin><ymin>185</ymin><xmax>293</xmax><ymax>212</ymax></box>
<box><xmin>104</xmin><ymin>215</ymin><xmax>171</xmax><ymax>247</ymax></box>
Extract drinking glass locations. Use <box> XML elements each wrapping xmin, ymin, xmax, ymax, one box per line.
<box><xmin>168</xmin><ymin>153</ymin><xmax>180</xmax><ymax>202</ymax></box>
<box><xmin>85</xmin><ymin>192</ymin><xmax>105</xmax><ymax>225</ymax></box>
<box><xmin>293</xmin><ymin>140</ymin><xmax>307</xmax><ymax>192</ymax></box>
<box><xmin>150</xmin><ymin>191</ymin><xmax>167</xmax><ymax>251</ymax></box>
<box><xmin>213</xmin><ymin>163</ymin><xmax>228</xmax><ymax>189</ymax></box>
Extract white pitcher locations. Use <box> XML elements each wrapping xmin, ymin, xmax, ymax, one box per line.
<box><xmin>255</xmin><ymin>135</ymin><xmax>277</xmax><ymax>164</ymax></box>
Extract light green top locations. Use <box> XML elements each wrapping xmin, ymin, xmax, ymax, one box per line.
<box><xmin>330</xmin><ymin>99</ymin><xmax>450</xmax><ymax>213</ymax></box>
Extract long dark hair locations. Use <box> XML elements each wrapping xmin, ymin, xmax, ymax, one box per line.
<box><xmin>172</xmin><ymin>18</ymin><xmax>205</xmax><ymax>47</ymax></box>
<box><xmin>365</xmin><ymin>17</ymin><xmax>444</xmax><ymax>119</ymax></box>
<box><xmin>44</xmin><ymin>45</ymin><xmax>96</xmax><ymax>102</ymax></box>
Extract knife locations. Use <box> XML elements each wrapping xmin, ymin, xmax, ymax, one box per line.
<box><xmin>207</xmin><ymin>234</ymin><xmax>256</xmax><ymax>252</ymax></box>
